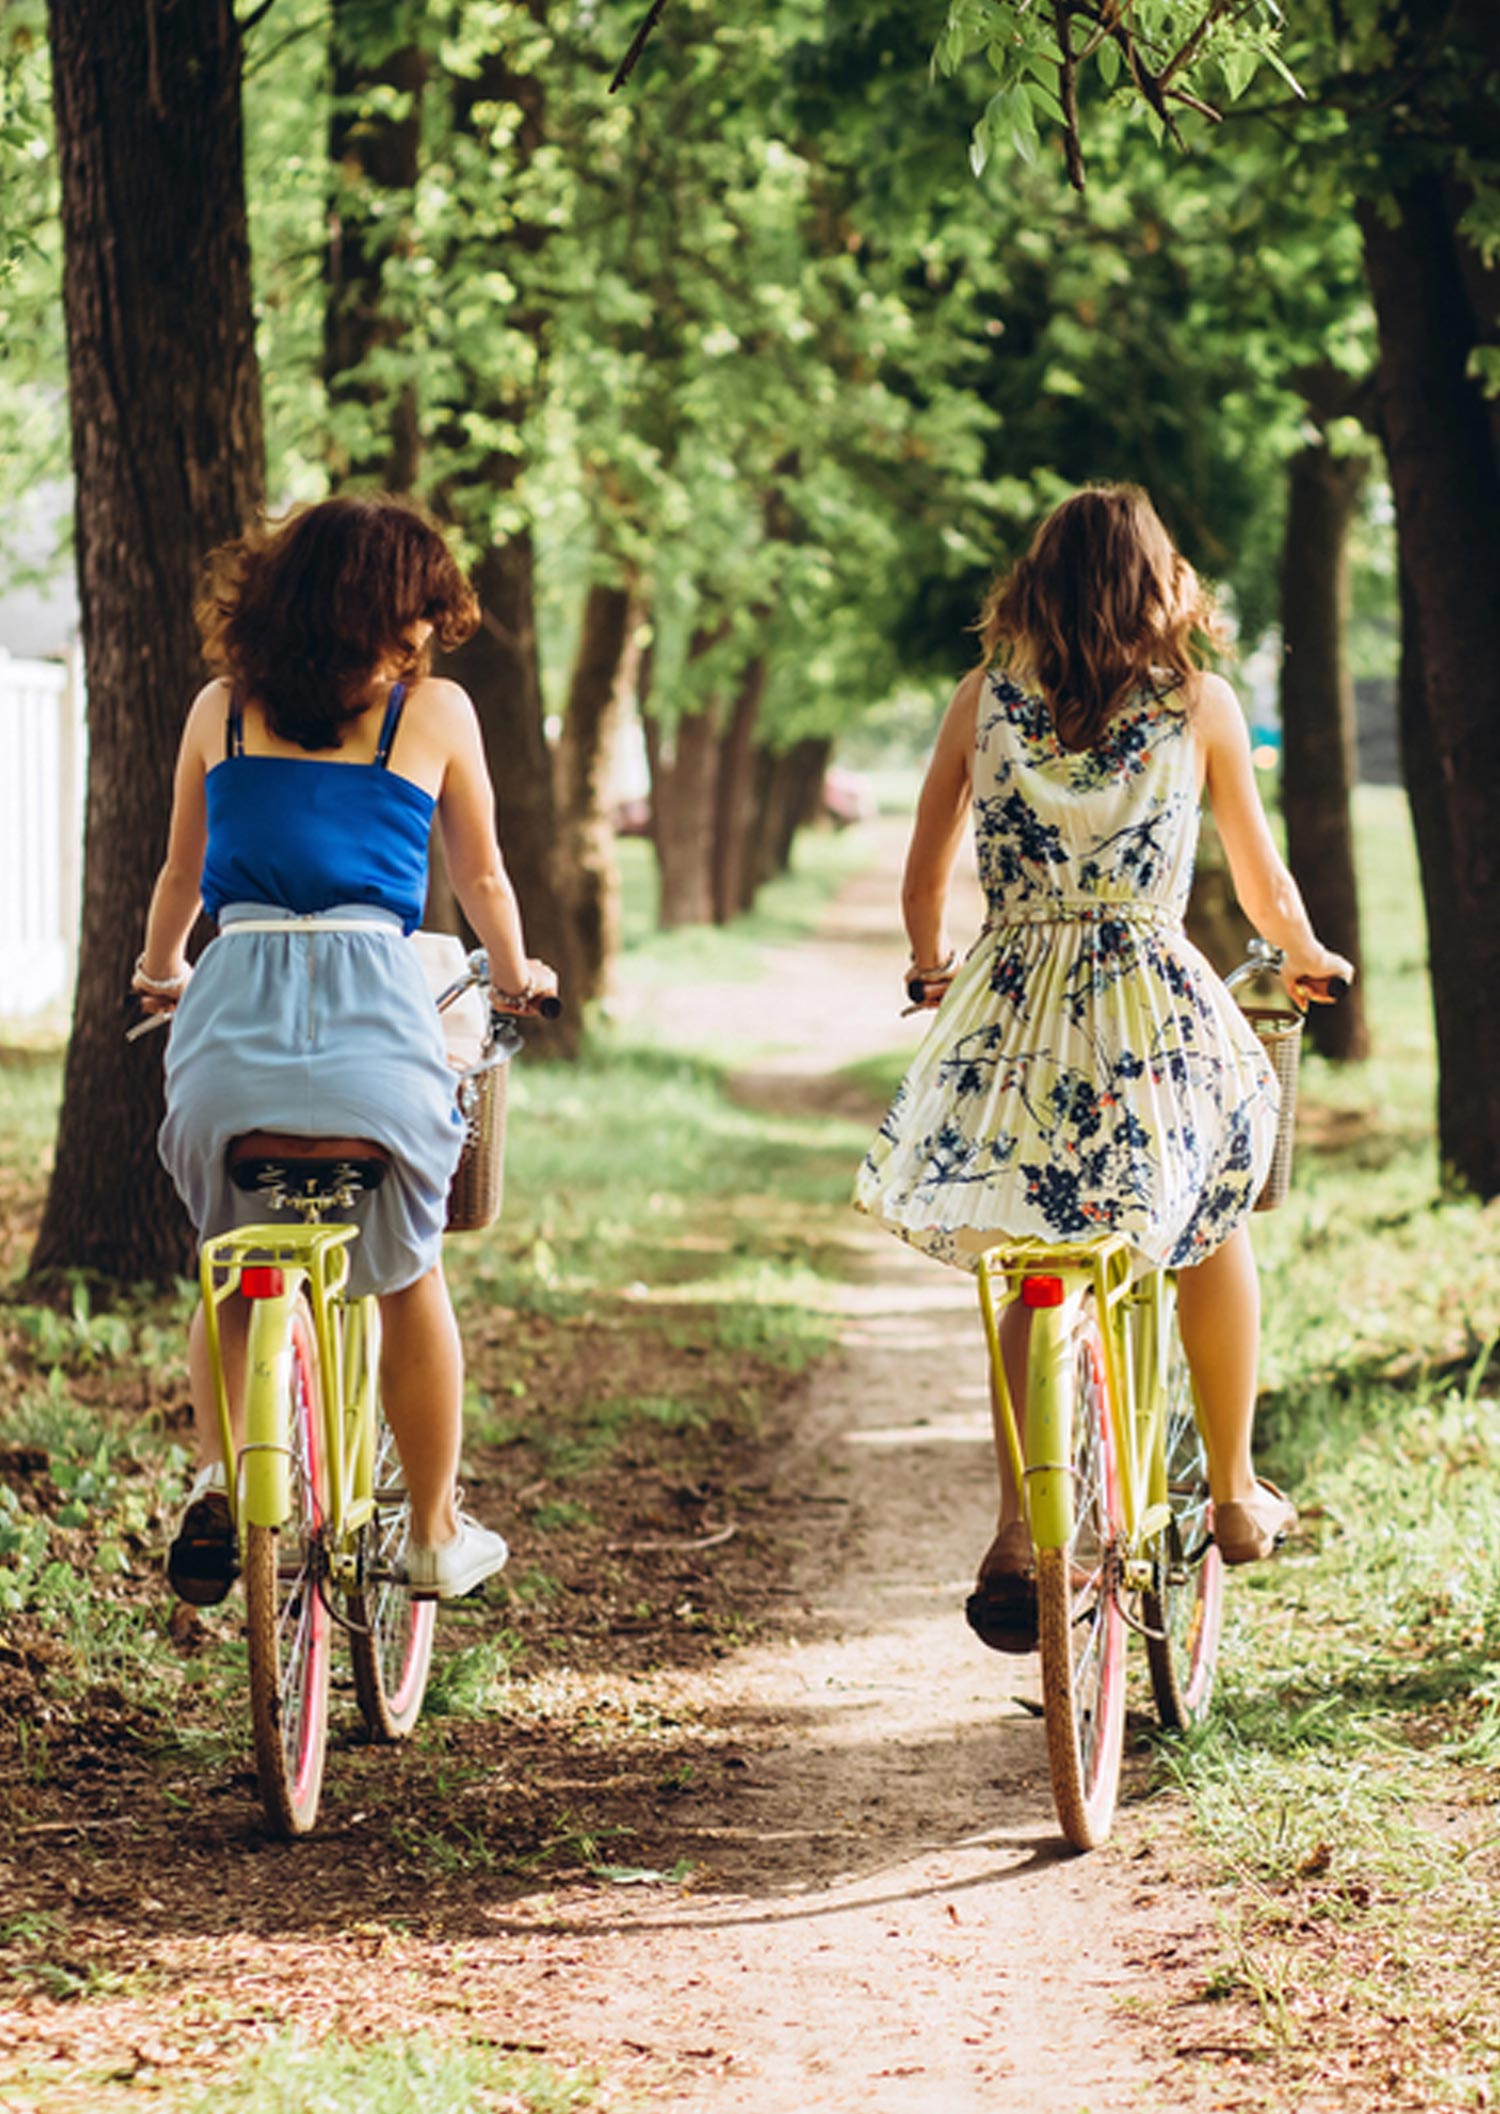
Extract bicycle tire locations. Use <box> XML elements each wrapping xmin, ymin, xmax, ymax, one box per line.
<box><xmin>244</xmin><ymin>1296</ymin><xmax>331</xmax><ymax>1838</ymax></box>
<box><xmin>347</xmin><ymin>1302</ymin><xmax>434</xmax><ymax>1740</ymax></box>
<box><xmin>1034</xmin><ymin>1295</ymin><xmax>1128</xmax><ymax>1852</ymax></box>
<box><xmin>1143</xmin><ymin>1292</ymin><xmax>1224</xmax><ymax>1730</ymax></box>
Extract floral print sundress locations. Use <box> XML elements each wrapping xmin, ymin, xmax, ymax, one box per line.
<box><xmin>854</xmin><ymin>671</ymin><xmax>1278</xmax><ymax>1271</ymax></box>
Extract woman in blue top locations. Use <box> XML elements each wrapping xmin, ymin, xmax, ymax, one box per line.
<box><xmin>132</xmin><ymin>495</ymin><xmax>557</xmax><ymax>1604</ymax></box>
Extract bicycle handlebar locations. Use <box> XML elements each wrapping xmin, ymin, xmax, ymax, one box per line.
<box><xmin>1225</xmin><ymin>936</ymin><xmax>1347</xmax><ymax>1004</ymax></box>
<box><xmin>435</xmin><ymin>949</ymin><xmax>562</xmax><ymax>1020</ymax></box>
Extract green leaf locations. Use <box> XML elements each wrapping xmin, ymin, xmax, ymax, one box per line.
<box><xmin>1024</xmin><ymin>76</ymin><xmax>1067</xmax><ymax>126</ymax></box>
<box><xmin>1259</xmin><ymin>42</ymin><xmax>1306</xmax><ymax>99</ymax></box>
<box><xmin>1096</xmin><ymin>39</ymin><xmax>1121</xmax><ymax>87</ymax></box>
<box><xmin>1220</xmin><ymin>44</ymin><xmax>1259</xmax><ymax>101</ymax></box>
<box><xmin>1006</xmin><ymin>85</ymin><xmax>1042</xmax><ymax>165</ymax></box>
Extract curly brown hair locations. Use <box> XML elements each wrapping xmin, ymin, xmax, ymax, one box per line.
<box><xmin>196</xmin><ymin>494</ymin><xmax>480</xmax><ymax>750</ymax></box>
<box><xmin>975</xmin><ymin>484</ymin><xmax>1227</xmax><ymax>751</ymax></box>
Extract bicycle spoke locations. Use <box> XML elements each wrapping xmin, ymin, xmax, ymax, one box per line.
<box><xmin>347</xmin><ymin>1354</ymin><xmax>435</xmax><ymax>1742</ymax></box>
<box><xmin>1144</xmin><ymin>1285</ymin><xmax>1225</xmax><ymax>1731</ymax></box>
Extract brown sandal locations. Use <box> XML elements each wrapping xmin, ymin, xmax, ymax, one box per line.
<box><xmin>1213</xmin><ymin>1480</ymin><xmax>1297</xmax><ymax>1566</ymax></box>
<box><xmin>965</xmin><ymin>1569</ymin><xmax>1038</xmax><ymax>1655</ymax></box>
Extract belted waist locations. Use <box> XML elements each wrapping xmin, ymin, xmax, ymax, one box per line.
<box><xmin>218</xmin><ymin>903</ymin><xmax>403</xmax><ymax>936</ymax></box>
<box><xmin>984</xmin><ymin>899</ymin><xmax>1183</xmax><ymax>933</ymax></box>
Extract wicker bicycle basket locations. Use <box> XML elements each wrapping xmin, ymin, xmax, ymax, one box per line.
<box><xmin>1241</xmin><ymin>1003</ymin><xmax>1303</xmax><ymax>1212</ymax></box>
<box><xmin>446</xmin><ymin>1057</ymin><xmax>510</xmax><ymax>1234</ymax></box>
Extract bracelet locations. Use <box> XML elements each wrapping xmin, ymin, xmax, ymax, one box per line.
<box><xmin>907</xmin><ymin>950</ymin><xmax>957</xmax><ymax>981</ymax></box>
<box><xmin>133</xmin><ymin>953</ymin><xmax>188</xmax><ymax>995</ymax></box>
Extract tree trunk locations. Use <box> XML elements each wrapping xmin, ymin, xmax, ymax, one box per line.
<box><xmin>1361</xmin><ymin>177</ymin><xmax>1500</xmax><ymax>1191</ymax></box>
<box><xmin>30</xmin><ymin>0</ymin><xmax>264</xmax><ymax>1287</ymax></box>
<box><xmin>738</xmin><ymin>745</ymin><xmax>780</xmax><ymax>913</ymax></box>
<box><xmin>644</xmin><ymin>708</ymin><xmax>719</xmax><ymax>929</ymax></box>
<box><xmin>1395</xmin><ymin>564</ymin><xmax>1468</xmax><ymax>1186</ymax></box>
<box><xmin>712</xmin><ymin>655</ymin><xmax>768</xmax><ymax>923</ymax></box>
<box><xmin>743</xmin><ymin>735</ymin><xmax>832</xmax><ymax>902</ymax></box>
<box><xmin>441</xmin><ymin>535</ymin><xmax>579</xmax><ymax>1055</ymax></box>
<box><xmin>555</xmin><ymin>577</ymin><xmax>635</xmax><ymax>1005</ymax></box>
<box><xmin>1278</xmin><ymin>437</ymin><xmax>1370</xmax><ymax>1061</ymax></box>
<box><xmin>325</xmin><ymin>6</ymin><xmax>424</xmax><ymax>491</ymax></box>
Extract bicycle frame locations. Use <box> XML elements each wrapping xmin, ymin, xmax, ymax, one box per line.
<box><xmin>975</xmin><ymin>1235</ymin><xmax>1183</xmax><ymax>1567</ymax></box>
<box><xmin>199</xmin><ymin>1223</ymin><xmax>377</xmax><ymax>1560</ymax></box>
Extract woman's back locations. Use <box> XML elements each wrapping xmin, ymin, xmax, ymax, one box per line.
<box><xmin>201</xmin><ymin>683</ymin><xmax>434</xmax><ymax>933</ymax></box>
<box><xmin>974</xmin><ymin>673</ymin><xmax>1198</xmax><ymax>926</ymax></box>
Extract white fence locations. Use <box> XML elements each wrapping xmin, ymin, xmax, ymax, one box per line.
<box><xmin>0</xmin><ymin>651</ymin><xmax>85</xmax><ymax>1021</ymax></box>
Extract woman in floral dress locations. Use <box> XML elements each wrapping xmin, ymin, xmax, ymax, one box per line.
<box><xmin>854</xmin><ymin>485</ymin><xmax>1352</xmax><ymax>1650</ymax></box>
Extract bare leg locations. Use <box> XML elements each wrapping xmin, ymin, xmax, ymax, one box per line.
<box><xmin>187</xmin><ymin>1294</ymin><xmax>249</xmax><ymax>1471</ymax></box>
<box><xmin>1175</xmin><ymin>1223</ymin><xmax>1259</xmax><ymax>1507</ymax></box>
<box><xmin>378</xmin><ymin>1262</ymin><xmax>462</xmax><ymax>1549</ymax></box>
<box><xmin>979</xmin><ymin>1298</ymin><xmax>1033</xmax><ymax>1577</ymax></box>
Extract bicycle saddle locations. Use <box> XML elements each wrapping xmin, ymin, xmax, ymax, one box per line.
<box><xmin>228</xmin><ymin>1132</ymin><xmax>391</xmax><ymax>1197</ymax></box>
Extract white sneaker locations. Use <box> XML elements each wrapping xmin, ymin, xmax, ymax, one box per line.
<box><xmin>403</xmin><ymin>1513</ymin><xmax>510</xmax><ymax>1599</ymax></box>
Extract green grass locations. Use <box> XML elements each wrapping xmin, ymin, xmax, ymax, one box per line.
<box><xmin>1149</xmin><ymin>788</ymin><xmax>1500</xmax><ymax>2096</ymax></box>
<box><xmin>450</xmin><ymin>1037</ymin><xmax>863</xmax><ymax>1332</ymax></box>
<box><xmin>186</xmin><ymin>2033</ymin><xmax>605</xmax><ymax>2114</ymax></box>
<box><xmin>0</xmin><ymin>1045</ymin><xmax>64</xmax><ymax>1163</ymax></box>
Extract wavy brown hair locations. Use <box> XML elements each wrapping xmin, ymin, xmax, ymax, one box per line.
<box><xmin>196</xmin><ymin>494</ymin><xmax>480</xmax><ymax>750</ymax></box>
<box><xmin>976</xmin><ymin>484</ymin><xmax>1227</xmax><ymax>751</ymax></box>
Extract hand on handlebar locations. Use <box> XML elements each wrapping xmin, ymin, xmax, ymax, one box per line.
<box><xmin>488</xmin><ymin>956</ymin><xmax>561</xmax><ymax>1019</ymax></box>
<box><xmin>902</xmin><ymin>948</ymin><xmax>957</xmax><ymax>1015</ymax></box>
<box><xmin>903</xmin><ymin>971</ymin><xmax>955</xmax><ymax>1015</ymax></box>
<box><xmin>1284</xmin><ymin>950</ymin><xmax>1355</xmax><ymax>1007</ymax></box>
<box><xmin>126</xmin><ymin>960</ymin><xmax>190</xmax><ymax>1041</ymax></box>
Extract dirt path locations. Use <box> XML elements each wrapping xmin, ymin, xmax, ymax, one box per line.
<box><xmin>1</xmin><ymin>823</ymin><xmax>1240</xmax><ymax>2112</ymax></box>
<box><xmin>503</xmin><ymin>822</ymin><xmax>1223</xmax><ymax>2111</ymax></box>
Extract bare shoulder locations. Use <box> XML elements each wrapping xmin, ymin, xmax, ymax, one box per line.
<box><xmin>182</xmin><ymin>678</ymin><xmax>231</xmax><ymax>764</ymax></box>
<box><xmin>404</xmin><ymin>674</ymin><xmax>479</xmax><ymax>741</ymax></box>
<box><xmin>940</xmin><ymin>665</ymin><xmax>986</xmax><ymax>746</ymax></box>
<box><xmin>1186</xmin><ymin>671</ymin><xmax>1248</xmax><ymax>749</ymax></box>
<box><xmin>1188</xmin><ymin>670</ymin><xmax>1242</xmax><ymax>724</ymax></box>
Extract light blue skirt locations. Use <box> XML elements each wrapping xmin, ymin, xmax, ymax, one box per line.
<box><xmin>160</xmin><ymin>904</ymin><xmax>465</xmax><ymax>1298</ymax></box>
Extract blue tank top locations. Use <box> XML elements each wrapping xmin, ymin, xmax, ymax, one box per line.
<box><xmin>200</xmin><ymin>685</ymin><xmax>434</xmax><ymax>933</ymax></box>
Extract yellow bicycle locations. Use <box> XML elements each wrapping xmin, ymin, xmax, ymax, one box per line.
<box><xmin>173</xmin><ymin>950</ymin><xmax>526</xmax><ymax>1836</ymax></box>
<box><xmin>950</xmin><ymin>939</ymin><xmax>1315</xmax><ymax>1851</ymax></box>
<box><xmin>977</xmin><ymin>1234</ymin><xmax>1222</xmax><ymax>1850</ymax></box>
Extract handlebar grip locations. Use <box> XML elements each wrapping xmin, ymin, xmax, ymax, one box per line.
<box><xmin>536</xmin><ymin>994</ymin><xmax>563</xmax><ymax>1020</ymax></box>
<box><xmin>1327</xmin><ymin>976</ymin><xmax>1349</xmax><ymax>1001</ymax></box>
<box><xmin>906</xmin><ymin>976</ymin><xmax>928</xmax><ymax>1005</ymax></box>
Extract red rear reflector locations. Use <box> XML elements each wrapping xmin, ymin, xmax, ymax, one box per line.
<box><xmin>1021</xmin><ymin>1274</ymin><xmax>1066</xmax><ymax>1308</ymax></box>
<box><xmin>240</xmin><ymin>1266</ymin><xmax>285</xmax><ymax>1299</ymax></box>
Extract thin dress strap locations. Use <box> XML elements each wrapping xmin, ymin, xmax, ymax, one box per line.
<box><xmin>373</xmin><ymin>682</ymin><xmax>407</xmax><ymax>769</ymax></box>
<box><xmin>225</xmin><ymin>691</ymin><xmax>245</xmax><ymax>760</ymax></box>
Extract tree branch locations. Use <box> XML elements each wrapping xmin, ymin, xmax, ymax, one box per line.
<box><xmin>1055</xmin><ymin>1</ymin><xmax>1088</xmax><ymax>191</ymax></box>
<box><xmin>610</xmin><ymin>0</ymin><xmax>671</xmax><ymax>93</ymax></box>
<box><xmin>1157</xmin><ymin>0</ymin><xmax>1235</xmax><ymax>94</ymax></box>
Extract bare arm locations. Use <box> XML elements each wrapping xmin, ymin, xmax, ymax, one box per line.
<box><xmin>902</xmin><ymin>669</ymin><xmax>981</xmax><ymax>996</ymax></box>
<box><xmin>133</xmin><ymin>683</ymin><xmax>219</xmax><ymax>1005</ymax></box>
<box><xmin>1195</xmin><ymin>673</ymin><xmax>1354</xmax><ymax>1003</ymax></box>
<box><xmin>434</xmin><ymin>684</ymin><xmax>556</xmax><ymax>1001</ymax></box>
